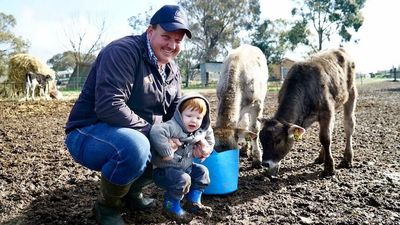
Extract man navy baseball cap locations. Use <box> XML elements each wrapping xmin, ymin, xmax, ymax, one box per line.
<box><xmin>150</xmin><ymin>5</ymin><xmax>192</xmax><ymax>39</ymax></box>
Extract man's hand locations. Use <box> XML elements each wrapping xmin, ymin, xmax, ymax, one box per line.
<box><xmin>162</xmin><ymin>138</ymin><xmax>182</xmax><ymax>161</ymax></box>
<box><xmin>169</xmin><ymin>138</ymin><xmax>182</xmax><ymax>151</ymax></box>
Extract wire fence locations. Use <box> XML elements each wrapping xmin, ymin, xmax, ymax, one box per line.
<box><xmin>0</xmin><ymin>76</ymin><xmax>397</xmax><ymax>100</ymax></box>
<box><xmin>0</xmin><ymin>82</ymin><xmax>24</xmax><ymax>99</ymax></box>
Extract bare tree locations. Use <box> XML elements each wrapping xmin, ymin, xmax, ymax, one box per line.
<box><xmin>64</xmin><ymin>13</ymin><xmax>107</xmax><ymax>88</ymax></box>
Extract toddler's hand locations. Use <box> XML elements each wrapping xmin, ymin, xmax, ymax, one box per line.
<box><xmin>193</xmin><ymin>139</ymin><xmax>212</xmax><ymax>160</ymax></box>
<box><xmin>193</xmin><ymin>147</ymin><xmax>203</xmax><ymax>159</ymax></box>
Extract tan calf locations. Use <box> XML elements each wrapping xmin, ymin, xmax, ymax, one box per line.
<box><xmin>214</xmin><ymin>44</ymin><xmax>268</xmax><ymax>167</ymax></box>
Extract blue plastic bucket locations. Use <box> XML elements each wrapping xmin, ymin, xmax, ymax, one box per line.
<box><xmin>194</xmin><ymin>149</ymin><xmax>239</xmax><ymax>195</ymax></box>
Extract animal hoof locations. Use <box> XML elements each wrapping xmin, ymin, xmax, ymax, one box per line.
<box><xmin>338</xmin><ymin>160</ymin><xmax>353</xmax><ymax>169</ymax></box>
<box><xmin>320</xmin><ymin>169</ymin><xmax>335</xmax><ymax>178</ymax></box>
<box><xmin>251</xmin><ymin>160</ymin><xmax>262</xmax><ymax>169</ymax></box>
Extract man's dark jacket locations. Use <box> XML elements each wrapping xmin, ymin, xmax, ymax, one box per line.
<box><xmin>65</xmin><ymin>32</ymin><xmax>182</xmax><ymax>136</ymax></box>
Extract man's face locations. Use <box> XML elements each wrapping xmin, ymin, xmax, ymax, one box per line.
<box><xmin>147</xmin><ymin>25</ymin><xmax>186</xmax><ymax>64</ymax></box>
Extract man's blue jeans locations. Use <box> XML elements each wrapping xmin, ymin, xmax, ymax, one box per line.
<box><xmin>65</xmin><ymin>123</ymin><xmax>151</xmax><ymax>185</ymax></box>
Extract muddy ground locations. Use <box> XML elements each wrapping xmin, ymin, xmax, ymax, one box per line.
<box><xmin>0</xmin><ymin>80</ymin><xmax>399</xmax><ymax>225</ymax></box>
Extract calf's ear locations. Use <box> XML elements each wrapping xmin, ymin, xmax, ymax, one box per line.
<box><xmin>288</xmin><ymin>125</ymin><xmax>306</xmax><ymax>141</ymax></box>
<box><xmin>245</xmin><ymin>131</ymin><xmax>258</xmax><ymax>140</ymax></box>
<box><xmin>235</xmin><ymin>128</ymin><xmax>258</xmax><ymax>140</ymax></box>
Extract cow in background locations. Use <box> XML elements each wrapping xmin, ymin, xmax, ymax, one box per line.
<box><xmin>213</xmin><ymin>44</ymin><xmax>269</xmax><ymax>167</ymax></box>
<box><xmin>25</xmin><ymin>71</ymin><xmax>53</xmax><ymax>100</ymax></box>
<box><xmin>258</xmin><ymin>48</ymin><xmax>357</xmax><ymax>177</ymax></box>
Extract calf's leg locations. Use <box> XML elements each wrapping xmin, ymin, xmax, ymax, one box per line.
<box><xmin>237</xmin><ymin>113</ymin><xmax>251</xmax><ymax>157</ymax></box>
<box><xmin>44</xmin><ymin>83</ymin><xmax>51</xmax><ymax>100</ymax></box>
<box><xmin>339</xmin><ymin>87</ymin><xmax>357</xmax><ymax>168</ymax></box>
<box><xmin>25</xmin><ymin>83</ymin><xmax>30</xmax><ymax>100</ymax></box>
<box><xmin>31</xmin><ymin>82</ymin><xmax>38</xmax><ymax>100</ymax></box>
<box><xmin>314</xmin><ymin>147</ymin><xmax>325</xmax><ymax>164</ymax></box>
<box><xmin>319</xmin><ymin>110</ymin><xmax>335</xmax><ymax>177</ymax></box>
<box><xmin>247</xmin><ymin>100</ymin><xmax>263</xmax><ymax>168</ymax></box>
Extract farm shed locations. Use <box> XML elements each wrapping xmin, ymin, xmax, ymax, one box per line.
<box><xmin>66</xmin><ymin>63</ymin><xmax>92</xmax><ymax>89</ymax></box>
<box><xmin>270</xmin><ymin>58</ymin><xmax>295</xmax><ymax>81</ymax></box>
<box><xmin>199</xmin><ymin>61</ymin><xmax>223</xmax><ymax>86</ymax></box>
<box><xmin>56</xmin><ymin>69</ymin><xmax>73</xmax><ymax>86</ymax></box>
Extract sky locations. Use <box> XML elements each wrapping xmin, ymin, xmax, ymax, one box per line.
<box><xmin>2</xmin><ymin>0</ymin><xmax>399</xmax><ymax>74</ymax></box>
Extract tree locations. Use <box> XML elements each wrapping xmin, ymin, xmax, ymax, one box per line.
<box><xmin>175</xmin><ymin>48</ymin><xmax>199</xmax><ymax>88</ymax></box>
<box><xmin>127</xmin><ymin>7</ymin><xmax>154</xmax><ymax>35</ymax></box>
<box><xmin>47</xmin><ymin>51</ymin><xmax>95</xmax><ymax>72</ymax></box>
<box><xmin>0</xmin><ymin>12</ymin><xmax>30</xmax><ymax>76</ymax></box>
<box><xmin>251</xmin><ymin>19</ymin><xmax>293</xmax><ymax>65</ymax></box>
<box><xmin>289</xmin><ymin>0</ymin><xmax>365</xmax><ymax>51</ymax></box>
<box><xmin>64</xmin><ymin>14</ymin><xmax>107</xmax><ymax>88</ymax></box>
<box><xmin>178</xmin><ymin>0</ymin><xmax>261</xmax><ymax>63</ymax></box>
<box><xmin>47</xmin><ymin>51</ymin><xmax>77</xmax><ymax>72</ymax></box>
<box><xmin>64</xmin><ymin>14</ymin><xmax>106</xmax><ymax>66</ymax></box>
<box><xmin>127</xmin><ymin>1</ymin><xmax>261</xmax><ymax>84</ymax></box>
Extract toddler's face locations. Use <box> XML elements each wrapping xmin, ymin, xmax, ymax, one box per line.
<box><xmin>181</xmin><ymin>108</ymin><xmax>204</xmax><ymax>133</ymax></box>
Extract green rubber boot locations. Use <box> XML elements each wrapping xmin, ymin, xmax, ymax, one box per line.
<box><xmin>122</xmin><ymin>166</ymin><xmax>156</xmax><ymax>211</ymax></box>
<box><xmin>94</xmin><ymin>176</ymin><xmax>131</xmax><ymax>225</ymax></box>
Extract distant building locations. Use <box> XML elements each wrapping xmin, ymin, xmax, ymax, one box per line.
<box><xmin>67</xmin><ymin>63</ymin><xmax>92</xmax><ymax>89</ymax></box>
<box><xmin>199</xmin><ymin>61</ymin><xmax>223</xmax><ymax>86</ymax></box>
<box><xmin>56</xmin><ymin>69</ymin><xmax>73</xmax><ymax>86</ymax></box>
<box><xmin>270</xmin><ymin>58</ymin><xmax>296</xmax><ymax>81</ymax></box>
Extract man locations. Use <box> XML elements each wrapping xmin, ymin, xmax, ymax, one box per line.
<box><xmin>64</xmin><ymin>5</ymin><xmax>191</xmax><ymax>225</ymax></box>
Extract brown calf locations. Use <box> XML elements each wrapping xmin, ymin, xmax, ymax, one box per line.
<box><xmin>258</xmin><ymin>48</ymin><xmax>357</xmax><ymax>177</ymax></box>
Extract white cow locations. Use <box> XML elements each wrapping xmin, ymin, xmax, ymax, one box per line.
<box><xmin>213</xmin><ymin>44</ymin><xmax>268</xmax><ymax>167</ymax></box>
<box><xmin>25</xmin><ymin>72</ymin><xmax>52</xmax><ymax>100</ymax></box>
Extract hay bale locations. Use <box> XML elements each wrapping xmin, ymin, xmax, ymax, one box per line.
<box><xmin>7</xmin><ymin>54</ymin><xmax>61</xmax><ymax>99</ymax></box>
<box><xmin>8</xmin><ymin>53</ymin><xmax>55</xmax><ymax>82</ymax></box>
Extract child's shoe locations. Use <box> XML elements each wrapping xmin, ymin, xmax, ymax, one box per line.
<box><xmin>184</xmin><ymin>189</ymin><xmax>213</xmax><ymax>218</ymax></box>
<box><xmin>162</xmin><ymin>194</ymin><xmax>193</xmax><ymax>224</ymax></box>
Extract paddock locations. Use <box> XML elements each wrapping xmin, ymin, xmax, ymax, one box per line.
<box><xmin>0</xmin><ymin>80</ymin><xmax>398</xmax><ymax>224</ymax></box>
